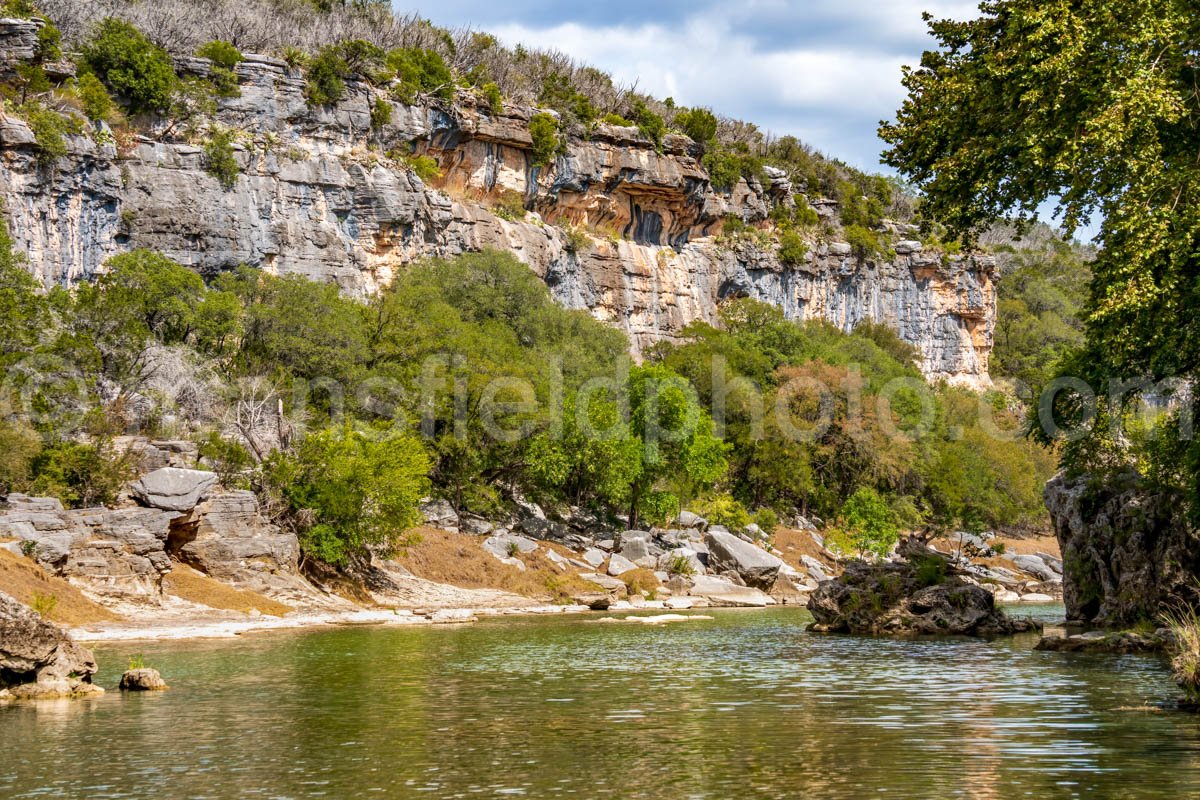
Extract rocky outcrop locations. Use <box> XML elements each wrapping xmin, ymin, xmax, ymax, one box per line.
<box><xmin>0</xmin><ymin>590</ymin><xmax>101</xmax><ymax>699</ymax></box>
<box><xmin>807</xmin><ymin>540</ymin><xmax>1039</xmax><ymax>636</ymax></box>
<box><xmin>0</xmin><ymin>45</ymin><xmax>995</xmax><ymax>386</ymax></box>
<box><xmin>131</xmin><ymin>468</ymin><xmax>219</xmax><ymax>512</ymax></box>
<box><xmin>1044</xmin><ymin>471</ymin><xmax>1200</xmax><ymax>626</ymax></box>
<box><xmin>0</xmin><ymin>495</ymin><xmax>175</xmax><ymax>601</ymax></box>
<box><xmin>173</xmin><ymin>490</ymin><xmax>311</xmax><ymax>603</ymax></box>
<box><xmin>119</xmin><ymin>667</ymin><xmax>168</xmax><ymax>691</ymax></box>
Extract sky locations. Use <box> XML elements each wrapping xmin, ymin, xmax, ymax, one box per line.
<box><xmin>396</xmin><ymin>0</ymin><xmax>982</xmax><ymax>174</ymax></box>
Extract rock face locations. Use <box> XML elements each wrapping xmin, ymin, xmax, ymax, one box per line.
<box><xmin>0</xmin><ymin>45</ymin><xmax>995</xmax><ymax>387</ymax></box>
<box><xmin>0</xmin><ymin>590</ymin><xmax>101</xmax><ymax>698</ymax></box>
<box><xmin>131</xmin><ymin>468</ymin><xmax>219</xmax><ymax>512</ymax></box>
<box><xmin>0</xmin><ymin>495</ymin><xmax>175</xmax><ymax>601</ymax></box>
<box><xmin>807</xmin><ymin>540</ymin><xmax>1038</xmax><ymax>636</ymax></box>
<box><xmin>1045</xmin><ymin>471</ymin><xmax>1200</xmax><ymax>625</ymax></box>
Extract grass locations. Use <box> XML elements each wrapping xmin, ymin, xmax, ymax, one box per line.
<box><xmin>0</xmin><ymin>547</ymin><xmax>121</xmax><ymax>624</ymax></box>
<box><xmin>391</xmin><ymin>527</ymin><xmax>596</xmax><ymax>600</ymax></box>
<box><xmin>1163</xmin><ymin>599</ymin><xmax>1200</xmax><ymax>705</ymax></box>
<box><xmin>163</xmin><ymin>563</ymin><xmax>292</xmax><ymax>616</ymax></box>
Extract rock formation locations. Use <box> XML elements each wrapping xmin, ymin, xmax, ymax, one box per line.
<box><xmin>0</xmin><ymin>590</ymin><xmax>101</xmax><ymax>699</ymax></box>
<box><xmin>0</xmin><ymin>24</ymin><xmax>995</xmax><ymax>387</ymax></box>
<box><xmin>807</xmin><ymin>539</ymin><xmax>1039</xmax><ymax>636</ymax></box>
<box><xmin>1044</xmin><ymin>471</ymin><xmax>1200</xmax><ymax>625</ymax></box>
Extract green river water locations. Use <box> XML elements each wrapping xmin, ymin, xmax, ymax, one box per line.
<box><xmin>2</xmin><ymin>606</ymin><xmax>1199</xmax><ymax>799</ymax></box>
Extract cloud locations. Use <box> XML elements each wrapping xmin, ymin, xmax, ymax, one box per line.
<box><xmin>404</xmin><ymin>0</ymin><xmax>982</xmax><ymax>171</ymax></box>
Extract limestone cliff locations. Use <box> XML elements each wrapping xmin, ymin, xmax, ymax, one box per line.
<box><xmin>0</xmin><ymin>22</ymin><xmax>994</xmax><ymax>386</ymax></box>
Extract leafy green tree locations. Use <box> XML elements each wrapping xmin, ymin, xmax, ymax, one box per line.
<box><xmin>29</xmin><ymin>439</ymin><xmax>131</xmax><ymax>509</ymax></box>
<box><xmin>305</xmin><ymin>45</ymin><xmax>349</xmax><ymax>106</ymax></box>
<box><xmin>880</xmin><ymin>0</ymin><xmax>1200</xmax><ymax>504</ymax></box>
<box><xmin>81</xmin><ymin>19</ymin><xmax>178</xmax><ymax>116</ymax></box>
<box><xmin>265</xmin><ymin>426</ymin><xmax>430</xmax><ymax>566</ymax></box>
<box><xmin>195</xmin><ymin>40</ymin><xmax>243</xmax><ymax>97</ymax></box>
<box><xmin>387</xmin><ymin>47</ymin><xmax>453</xmax><ymax>101</ymax></box>
<box><xmin>624</xmin><ymin>364</ymin><xmax>728</xmax><ymax>528</ymax></box>
<box><xmin>89</xmin><ymin>250</ymin><xmax>204</xmax><ymax>344</ymax></box>
<box><xmin>839</xmin><ymin>487</ymin><xmax>899</xmax><ymax>557</ymax></box>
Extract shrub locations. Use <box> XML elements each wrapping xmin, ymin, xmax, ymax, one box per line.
<box><xmin>481</xmin><ymin>82</ymin><xmax>503</xmax><ymax>115</ymax></box>
<box><xmin>912</xmin><ymin>554</ymin><xmax>949</xmax><ymax>588</ymax></box>
<box><xmin>264</xmin><ymin>426</ymin><xmax>430</xmax><ymax>566</ymax></box>
<box><xmin>76</xmin><ymin>72</ymin><xmax>117</xmax><ymax>123</ymax></box>
<box><xmin>491</xmin><ymin>189</ymin><xmax>527</xmax><ymax>221</ymax></box>
<box><xmin>22</xmin><ymin>104</ymin><xmax>77</xmax><ymax>167</ymax></box>
<box><xmin>30</xmin><ymin>440</ymin><xmax>131</xmax><ymax>509</ymax></box>
<box><xmin>703</xmin><ymin>147</ymin><xmax>764</xmax><ymax>193</ymax></box>
<box><xmin>1164</xmin><ymin>600</ymin><xmax>1200</xmax><ymax>705</ymax></box>
<box><xmin>602</xmin><ymin>112</ymin><xmax>632</xmax><ymax>126</ymax></box>
<box><xmin>777</xmin><ymin>231</ymin><xmax>808</xmax><ymax>266</ymax></box>
<box><xmin>529</xmin><ymin>112</ymin><xmax>560</xmax><ymax>168</ymax></box>
<box><xmin>629</xmin><ymin>99</ymin><xmax>664</xmax><ymax>149</ymax></box>
<box><xmin>370</xmin><ymin>98</ymin><xmax>392</xmax><ymax>131</ymax></box>
<box><xmin>753</xmin><ymin>507</ymin><xmax>780</xmax><ymax>533</ymax></box>
<box><xmin>667</xmin><ymin>553</ymin><xmax>697</xmax><ymax>577</ymax></box>
<box><xmin>675</xmin><ymin>107</ymin><xmax>717</xmax><ymax>146</ymax></box>
<box><xmin>34</xmin><ymin>18</ymin><xmax>61</xmax><ymax>62</ymax></box>
<box><xmin>30</xmin><ymin>592</ymin><xmax>58</xmax><ymax>618</ymax></box>
<box><xmin>203</xmin><ymin>128</ymin><xmax>239</xmax><ymax>189</ymax></box>
<box><xmin>562</xmin><ymin>224</ymin><xmax>590</xmax><ymax>253</ymax></box>
<box><xmin>196</xmin><ymin>40</ymin><xmax>244</xmax><ymax>98</ymax></box>
<box><xmin>305</xmin><ymin>45</ymin><xmax>349</xmax><ymax>106</ymax></box>
<box><xmin>839</xmin><ymin>487</ymin><xmax>899</xmax><ymax>557</ymax></box>
<box><xmin>692</xmin><ymin>494</ymin><xmax>751</xmax><ymax>530</ymax></box>
<box><xmin>197</xmin><ymin>431</ymin><xmax>253</xmax><ymax>487</ymax></box>
<box><xmin>20</xmin><ymin>540</ymin><xmax>37</xmax><ymax>558</ymax></box>
<box><xmin>81</xmin><ymin>19</ymin><xmax>178</xmax><ymax>116</ymax></box>
<box><xmin>843</xmin><ymin>224</ymin><xmax>887</xmax><ymax>260</ymax></box>
<box><xmin>387</xmin><ymin>47</ymin><xmax>453</xmax><ymax>102</ymax></box>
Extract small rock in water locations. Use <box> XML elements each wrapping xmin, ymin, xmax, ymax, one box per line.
<box><xmin>120</xmin><ymin>668</ymin><xmax>168</xmax><ymax>691</ymax></box>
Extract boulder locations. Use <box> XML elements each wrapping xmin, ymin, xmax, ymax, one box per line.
<box><xmin>806</xmin><ymin>539</ymin><xmax>1040</xmax><ymax>636</ymax></box>
<box><xmin>482</xmin><ymin>533</ymin><xmax>538</xmax><ymax>559</ymax></box>
<box><xmin>677</xmin><ymin>511</ymin><xmax>707</xmax><ymax>530</ymax></box>
<box><xmin>581</xmin><ymin>548</ymin><xmax>608</xmax><ymax>568</ymax></box>
<box><xmin>0</xmin><ymin>591</ymin><xmax>102</xmax><ymax>699</ymax></box>
<box><xmin>119</xmin><ymin>668</ymin><xmax>168</xmax><ymax>691</ymax></box>
<box><xmin>657</xmin><ymin>548</ymin><xmax>704</xmax><ymax>577</ymax></box>
<box><xmin>618</xmin><ymin>534</ymin><xmax>656</xmax><ymax>562</ymax></box>
<box><xmin>1008</xmin><ymin>554</ymin><xmax>1058</xmax><ymax>583</ymax></box>
<box><xmin>579</xmin><ymin>572</ymin><xmax>626</xmax><ymax>592</ymax></box>
<box><xmin>1019</xmin><ymin>593</ymin><xmax>1056</xmax><ymax>603</ymax></box>
<box><xmin>419</xmin><ymin>498</ymin><xmax>459</xmax><ymax>532</ymax></box>
<box><xmin>607</xmin><ymin>554</ymin><xmax>638</xmax><ymax>577</ymax></box>
<box><xmin>686</xmin><ymin>576</ymin><xmax>775</xmax><ymax>607</ymax></box>
<box><xmin>704</xmin><ymin>530</ymin><xmax>785</xmax><ymax>589</ymax></box>
<box><xmin>131</xmin><ymin>468</ymin><xmax>218</xmax><ymax>512</ymax></box>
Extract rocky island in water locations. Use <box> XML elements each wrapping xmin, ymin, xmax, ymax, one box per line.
<box><xmin>2</xmin><ymin>0</ymin><xmax>1199</xmax><ymax>797</ymax></box>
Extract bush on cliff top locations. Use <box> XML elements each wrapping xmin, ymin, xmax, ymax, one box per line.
<box><xmin>80</xmin><ymin>18</ymin><xmax>177</xmax><ymax>116</ymax></box>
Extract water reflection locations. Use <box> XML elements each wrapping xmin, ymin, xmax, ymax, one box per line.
<box><xmin>1</xmin><ymin>608</ymin><xmax>1198</xmax><ymax>799</ymax></box>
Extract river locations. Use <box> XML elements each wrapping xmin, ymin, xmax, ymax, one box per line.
<box><xmin>2</xmin><ymin>606</ymin><xmax>1198</xmax><ymax>799</ymax></box>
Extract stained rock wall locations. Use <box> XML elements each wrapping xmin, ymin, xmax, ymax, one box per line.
<box><xmin>0</xmin><ymin>29</ymin><xmax>995</xmax><ymax>386</ymax></box>
<box><xmin>1044</xmin><ymin>471</ymin><xmax>1200</xmax><ymax>625</ymax></box>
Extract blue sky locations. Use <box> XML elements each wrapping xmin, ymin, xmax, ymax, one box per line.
<box><xmin>397</xmin><ymin>0</ymin><xmax>981</xmax><ymax>173</ymax></box>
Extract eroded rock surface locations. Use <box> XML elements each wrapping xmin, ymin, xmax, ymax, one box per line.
<box><xmin>807</xmin><ymin>540</ymin><xmax>1039</xmax><ymax>636</ymax></box>
<box><xmin>0</xmin><ymin>44</ymin><xmax>996</xmax><ymax>387</ymax></box>
<box><xmin>1045</xmin><ymin>471</ymin><xmax>1200</xmax><ymax>625</ymax></box>
<box><xmin>0</xmin><ymin>590</ymin><xmax>101</xmax><ymax>699</ymax></box>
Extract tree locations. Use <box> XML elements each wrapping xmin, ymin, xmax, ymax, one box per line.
<box><xmin>265</xmin><ymin>426</ymin><xmax>430</xmax><ymax>566</ymax></box>
<box><xmin>529</xmin><ymin>112</ymin><xmax>559</xmax><ymax>168</ymax></box>
<box><xmin>839</xmin><ymin>487</ymin><xmax>899</xmax><ymax>558</ymax></box>
<box><xmin>880</xmin><ymin>1</ymin><xmax>1200</xmax><ymax>498</ymax></box>
<box><xmin>624</xmin><ymin>364</ymin><xmax>728</xmax><ymax>529</ymax></box>
<box><xmin>81</xmin><ymin>19</ymin><xmax>178</xmax><ymax>116</ymax></box>
<box><xmin>675</xmin><ymin>107</ymin><xmax>717</xmax><ymax>146</ymax></box>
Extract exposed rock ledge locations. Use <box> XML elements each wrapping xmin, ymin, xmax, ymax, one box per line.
<box><xmin>807</xmin><ymin>539</ymin><xmax>1040</xmax><ymax>636</ymax></box>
